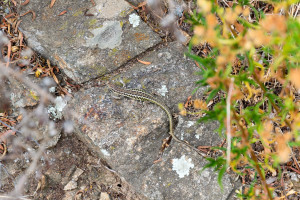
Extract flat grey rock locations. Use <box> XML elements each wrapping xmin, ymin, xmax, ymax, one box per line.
<box><xmin>64</xmin><ymin>42</ymin><xmax>234</xmax><ymax>199</ymax></box>
<box><xmin>19</xmin><ymin>0</ymin><xmax>161</xmax><ymax>83</ymax></box>
<box><xmin>134</xmin><ymin>117</ymin><xmax>232</xmax><ymax>200</ymax></box>
<box><xmin>7</xmin><ymin>74</ymin><xmax>40</xmax><ymax>109</ymax></box>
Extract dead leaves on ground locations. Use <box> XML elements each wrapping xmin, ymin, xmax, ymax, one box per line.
<box><xmin>0</xmin><ymin>113</ymin><xmax>18</xmax><ymax>159</ymax></box>
<box><xmin>0</xmin><ymin>8</ymin><xmax>73</xmax><ymax>96</ymax></box>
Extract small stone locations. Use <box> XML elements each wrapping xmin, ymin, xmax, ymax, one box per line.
<box><xmin>129</xmin><ymin>13</ymin><xmax>140</xmax><ymax>28</ymax></box>
<box><xmin>290</xmin><ymin>172</ymin><xmax>299</xmax><ymax>182</ymax></box>
<box><xmin>46</xmin><ymin>171</ymin><xmax>62</xmax><ymax>184</ymax></box>
<box><xmin>72</xmin><ymin>168</ymin><xmax>84</xmax><ymax>181</ymax></box>
<box><xmin>100</xmin><ymin>192</ymin><xmax>110</xmax><ymax>200</ymax></box>
<box><xmin>63</xmin><ymin>180</ymin><xmax>77</xmax><ymax>191</ymax></box>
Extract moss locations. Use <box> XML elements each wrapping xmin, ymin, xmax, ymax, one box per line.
<box><xmin>90</xmin><ymin>64</ymin><xmax>107</xmax><ymax>76</ymax></box>
<box><xmin>58</xmin><ymin>21</ymin><xmax>68</xmax><ymax>31</ymax></box>
<box><xmin>29</xmin><ymin>90</ymin><xmax>39</xmax><ymax>101</ymax></box>
<box><xmin>73</xmin><ymin>10</ymin><xmax>83</xmax><ymax>17</ymax></box>
<box><xmin>119</xmin><ymin>9</ymin><xmax>128</xmax><ymax>17</ymax></box>
<box><xmin>89</xmin><ymin>19</ymin><xmax>98</xmax><ymax>27</ymax></box>
<box><xmin>108</xmin><ymin>48</ymin><xmax>119</xmax><ymax>57</ymax></box>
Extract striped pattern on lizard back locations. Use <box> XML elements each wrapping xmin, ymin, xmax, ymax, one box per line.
<box><xmin>107</xmin><ymin>81</ymin><xmax>205</xmax><ymax>157</ymax></box>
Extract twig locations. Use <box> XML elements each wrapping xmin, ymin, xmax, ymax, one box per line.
<box><xmin>226</xmin><ymin>78</ymin><xmax>234</xmax><ymax>166</ymax></box>
<box><xmin>0</xmin><ymin>142</ymin><xmax>7</xmax><ymax>160</ymax></box>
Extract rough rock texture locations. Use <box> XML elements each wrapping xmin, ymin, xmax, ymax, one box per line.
<box><xmin>3</xmin><ymin>74</ymin><xmax>61</xmax><ymax>149</ymax></box>
<box><xmin>11</xmin><ymin>0</ymin><xmax>238</xmax><ymax>199</ymax></box>
<box><xmin>7</xmin><ymin>74</ymin><xmax>40</xmax><ymax>108</ymax></box>
<box><xmin>0</xmin><ymin>134</ymin><xmax>145</xmax><ymax>199</ymax></box>
<box><xmin>19</xmin><ymin>0</ymin><xmax>161</xmax><ymax>83</ymax></box>
<box><xmin>64</xmin><ymin>42</ymin><xmax>234</xmax><ymax>199</ymax></box>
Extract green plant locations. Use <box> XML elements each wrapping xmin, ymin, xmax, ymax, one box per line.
<box><xmin>183</xmin><ymin>0</ymin><xmax>300</xmax><ymax>199</ymax></box>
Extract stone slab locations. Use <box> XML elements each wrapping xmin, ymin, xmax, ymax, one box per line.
<box><xmin>136</xmin><ymin>117</ymin><xmax>232</xmax><ymax>200</ymax></box>
<box><xmin>64</xmin><ymin>42</ymin><xmax>234</xmax><ymax>199</ymax></box>
<box><xmin>19</xmin><ymin>0</ymin><xmax>161</xmax><ymax>83</ymax></box>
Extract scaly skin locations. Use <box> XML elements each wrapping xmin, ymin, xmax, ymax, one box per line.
<box><xmin>107</xmin><ymin>81</ymin><xmax>205</xmax><ymax>157</ymax></box>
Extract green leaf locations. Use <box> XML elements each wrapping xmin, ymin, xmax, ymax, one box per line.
<box><xmin>206</xmin><ymin>88</ymin><xmax>219</xmax><ymax>103</ymax></box>
<box><xmin>218</xmin><ymin>166</ymin><xmax>227</xmax><ymax>190</ymax></box>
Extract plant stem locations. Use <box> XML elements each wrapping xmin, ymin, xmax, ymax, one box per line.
<box><xmin>233</xmin><ymin>112</ymin><xmax>273</xmax><ymax>200</ymax></box>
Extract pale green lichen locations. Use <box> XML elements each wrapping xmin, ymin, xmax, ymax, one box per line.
<box><xmin>58</xmin><ymin>21</ymin><xmax>68</xmax><ymax>31</ymax></box>
<box><xmin>108</xmin><ymin>48</ymin><xmax>119</xmax><ymax>57</ymax></box>
<box><xmin>119</xmin><ymin>10</ymin><xmax>128</xmax><ymax>17</ymax></box>
<box><xmin>89</xmin><ymin>19</ymin><xmax>98</xmax><ymax>27</ymax></box>
<box><xmin>73</xmin><ymin>10</ymin><xmax>83</xmax><ymax>17</ymax></box>
<box><xmin>90</xmin><ymin>64</ymin><xmax>107</xmax><ymax>76</ymax></box>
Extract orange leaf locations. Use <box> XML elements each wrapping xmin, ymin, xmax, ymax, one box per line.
<box><xmin>11</xmin><ymin>0</ymin><xmax>17</xmax><ymax>6</ymax></box>
<box><xmin>6</xmin><ymin>41</ymin><xmax>11</xmax><ymax>67</ymax></box>
<box><xmin>0</xmin><ymin>143</ymin><xmax>4</xmax><ymax>151</ymax></box>
<box><xmin>289</xmin><ymin>68</ymin><xmax>300</xmax><ymax>89</ymax></box>
<box><xmin>21</xmin><ymin>0</ymin><xmax>30</xmax><ymax>6</ymax></box>
<box><xmin>14</xmin><ymin>20</ymin><xmax>22</xmax><ymax>33</ymax></box>
<box><xmin>52</xmin><ymin>73</ymin><xmax>59</xmax><ymax>84</ymax></box>
<box><xmin>137</xmin><ymin>59</ymin><xmax>151</xmax><ymax>65</ymax></box>
<box><xmin>50</xmin><ymin>0</ymin><xmax>56</xmax><ymax>8</ymax></box>
<box><xmin>19</xmin><ymin>32</ymin><xmax>24</xmax><ymax>47</ymax></box>
<box><xmin>275</xmin><ymin>133</ymin><xmax>292</xmax><ymax>163</ymax></box>
<box><xmin>16</xmin><ymin>115</ymin><xmax>23</xmax><ymax>122</ymax></box>
<box><xmin>58</xmin><ymin>10</ymin><xmax>67</xmax><ymax>16</ymax></box>
<box><xmin>193</xmin><ymin>99</ymin><xmax>207</xmax><ymax>110</ymax></box>
<box><xmin>20</xmin><ymin>10</ymin><xmax>36</xmax><ymax>21</ymax></box>
<box><xmin>90</xmin><ymin>0</ymin><xmax>96</xmax><ymax>6</ymax></box>
<box><xmin>184</xmin><ymin>96</ymin><xmax>192</xmax><ymax>108</ymax></box>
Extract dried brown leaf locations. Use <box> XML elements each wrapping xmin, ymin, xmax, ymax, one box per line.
<box><xmin>261</xmin><ymin>15</ymin><xmax>286</xmax><ymax>34</ymax></box>
<box><xmin>14</xmin><ymin>20</ymin><xmax>22</xmax><ymax>33</ymax></box>
<box><xmin>21</xmin><ymin>0</ymin><xmax>30</xmax><ymax>6</ymax></box>
<box><xmin>6</xmin><ymin>41</ymin><xmax>11</xmax><ymax>67</ymax></box>
<box><xmin>275</xmin><ymin>133</ymin><xmax>292</xmax><ymax>163</ymax></box>
<box><xmin>52</xmin><ymin>73</ymin><xmax>59</xmax><ymax>84</ymax></box>
<box><xmin>50</xmin><ymin>0</ymin><xmax>56</xmax><ymax>8</ymax></box>
<box><xmin>58</xmin><ymin>10</ymin><xmax>67</xmax><ymax>16</ymax></box>
<box><xmin>20</xmin><ymin>10</ymin><xmax>36</xmax><ymax>21</ymax></box>
<box><xmin>90</xmin><ymin>0</ymin><xmax>96</xmax><ymax>6</ymax></box>
<box><xmin>179</xmin><ymin>109</ymin><xmax>187</xmax><ymax>116</ymax></box>
<box><xmin>19</xmin><ymin>32</ymin><xmax>24</xmax><ymax>47</ymax></box>
<box><xmin>193</xmin><ymin>99</ymin><xmax>207</xmax><ymax>110</ymax></box>
<box><xmin>184</xmin><ymin>96</ymin><xmax>192</xmax><ymax>108</ymax></box>
<box><xmin>234</xmin><ymin>22</ymin><xmax>244</xmax><ymax>33</ymax></box>
<box><xmin>16</xmin><ymin>115</ymin><xmax>23</xmax><ymax>122</ymax></box>
<box><xmin>289</xmin><ymin>68</ymin><xmax>300</xmax><ymax>89</ymax></box>
<box><xmin>11</xmin><ymin>0</ymin><xmax>17</xmax><ymax>6</ymax></box>
<box><xmin>137</xmin><ymin>59</ymin><xmax>151</xmax><ymax>65</ymax></box>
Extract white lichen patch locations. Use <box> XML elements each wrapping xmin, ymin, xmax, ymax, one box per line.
<box><xmin>49</xmin><ymin>86</ymin><xmax>56</xmax><ymax>93</ymax></box>
<box><xmin>85</xmin><ymin>21</ymin><xmax>122</xmax><ymax>49</ymax></box>
<box><xmin>48</xmin><ymin>96</ymin><xmax>67</xmax><ymax>120</ymax></box>
<box><xmin>172</xmin><ymin>155</ymin><xmax>194</xmax><ymax>178</ymax></box>
<box><xmin>101</xmin><ymin>149</ymin><xmax>110</xmax><ymax>156</ymax></box>
<box><xmin>157</xmin><ymin>85</ymin><xmax>168</xmax><ymax>97</ymax></box>
<box><xmin>186</xmin><ymin>121</ymin><xmax>195</xmax><ymax>127</ymax></box>
<box><xmin>129</xmin><ymin>13</ymin><xmax>140</xmax><ymax>27</ymax></box>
